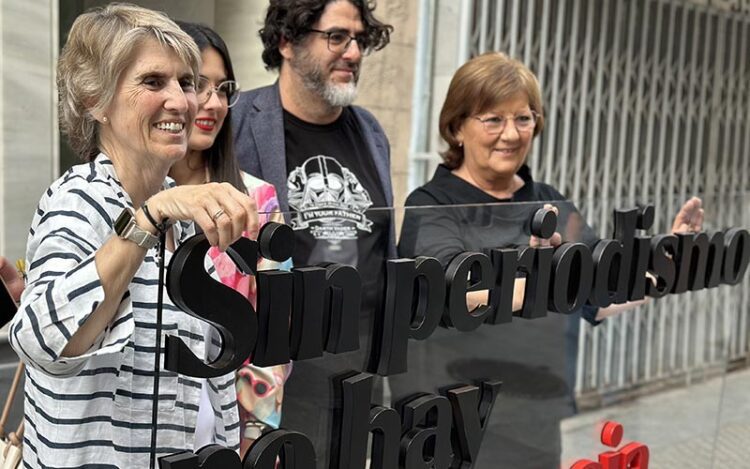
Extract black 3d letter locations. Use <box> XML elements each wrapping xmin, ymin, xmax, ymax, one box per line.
<box><xmin>722</xmin><ymin>228</ymin><xmax>750</xmax><ymax>285</ymax></box>
<box><xmin>704</xmin><ymin>232</ymin><xmax>725</xmax><ymax>289</ymax></box>
<box><xmin>322</xmin><ymin>263</ymin><xmax>362</xmax><ymax>353</ymax></box>
<box><xmin>165</xmin><ymin>222</ymin><xmax>293</xmax><ymax>378</ymax></box>
<box><xmin>517</xmin><ymin>245</ymin><xmax>554</xmax><ymax>319</ymax></box>
<box><xmin>446</xmin><ymin>380</ymin><xmax>503</xmax><ymax>467</ymax></box>
<box><xmin>647</xmin><ymin>234</ymin><xmax>678</xmax><ymax>298</ymax></box>
<box><xmin>166</xmin><ymin>234</ymin><xmax>258</xmax><ymax>378</ymax></box>
<box><xmin>444</xmin><ymin>253</ymin><xmax>493</xmax><ymax>331</ymax></box>
<box><xmin>611</xmin><ymin>206</ymin><xmax>654</xmax><ymax>303</ymax></box>
<box><xmin>333</xmin><ymin>372</ymin><xmax>400</xmax><ymax>469</ymax></box>
<box><xmin>673</xmin><ymin>233</ymin><xmax>711</xmax><ymax>293</ymax></box>
<box><xmin>400</xmin><ymin>394</ymin><xmax>453</xmax><ymax>469</ymax></box>
<box><xmin>368</xmin><ymin>257</ymin><xmax>445</xmax><ymax>376</ymax></box>
<box><xmin>243</xmin><ymin>430</ymin><xmax>316</xmax><ymax>469</ymax></box>
<box><xmin>549</xmin><ymin>243</ymin><xmax>593</xmax><ymax>314</ymax></box>
<box><xmin>197</xmin><ymin>446</ymin><xmax>241</xmax><ymax>468</ymax></box>
<box><xmin>253</xmin><ymin>270</ymin><xmax>293</xmax><ymax>367</ymax></box>
<box><xmin>159</xmin><ymin>445</ymin><xmax>242</xmax><ymax>469</ymax></box>
<box><xmin>486</xmin><ymin>248</ymin><xmax>520</xmax><ymax>324</ymax></box>
<box><xmin>288</xmin><ymin>263</ymin><xmax>362</xmax><ymax>360</ymax></box>
<box><xmin>289</xmin><ymin>266</ymin><xmax>327</xmax><ymax>360</ymax></box>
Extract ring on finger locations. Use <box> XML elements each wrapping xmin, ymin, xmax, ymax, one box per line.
<box><xmin>212</xmin><ymin>209</ymin><xmax>225</xmax><ymax>221</ymax></box>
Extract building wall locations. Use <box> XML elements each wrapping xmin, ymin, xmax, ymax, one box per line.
<box><xmin>214</xmin><ymin>0</ymin><xmax>276</xmax><ymax>91</ymax></box>
<box><xmin>0</xmin><ymin>0</ymin><xmax>58</xmax><ymax>262</ymax></box>
<box><xmin>82</xmin><ymin>0</ymin><xmax>215</xmax><ymax>22</ymax></box>
<box><xmin>0</xmin><ymin>0</ymin><xmax>418</xmax><ymax>261</ymax></box>
<box><xmin>355</xmin><ymin>0</ymin><xmax>419</xmax><ymax>207</ymax></box>
<box><xmin>0</xmin><ymin>0</ymin><xmax>227</xmax><ymax>261</ymax></box>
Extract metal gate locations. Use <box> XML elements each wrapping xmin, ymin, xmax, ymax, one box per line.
<box><xmin>440</xmin><ymin>0</ymin><xmax>750</xmax><ymax>400</ymax></box>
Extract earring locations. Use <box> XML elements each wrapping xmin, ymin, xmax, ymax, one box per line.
<box><xmin>102</xmin><ymin>116</ymin><xmax>108</xmax><ymax>123</ymax></box>
<box><xmin>458</xmin><ymin>141</ymin><xmax>463</xmax><ymax>147</ymax></box>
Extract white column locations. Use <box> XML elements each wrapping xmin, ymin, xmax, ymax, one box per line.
<box><xmin>428</xmin><ymin>0</ymin><xmax>467</xmax><ymax>154</ymax></box>
<box><xmin>214</xmin><ymin>0</ymin><xmax>276</xmax><ymax>91</ymax></box>
<box><xmin>1</xmin><ymin>0</ymin><xmax>58</xmax><ymax>262</ymax></box>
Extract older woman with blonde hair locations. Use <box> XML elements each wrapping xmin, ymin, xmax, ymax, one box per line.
<box><xmin>9</xmin><ymin>4</ymin><xmax>257</xmax><ymax>467</ymax></box>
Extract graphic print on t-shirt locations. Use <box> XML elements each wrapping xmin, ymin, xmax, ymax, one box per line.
<box><xmin>287</xmin><ymin>155</ymin><xmax>373</xmax><ymax>240</ymax></box>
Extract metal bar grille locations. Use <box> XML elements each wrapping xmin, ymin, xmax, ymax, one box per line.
<box><xmin>460</xmin><ymin>0</ymin><xmax>750</xmax><ymax>398</ymax></box>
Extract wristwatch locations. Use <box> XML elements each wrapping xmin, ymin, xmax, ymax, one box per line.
<box><xmin>114</xmin><ymin>208</ymin><xmax>160</xmax><ymax>249</ymax></box>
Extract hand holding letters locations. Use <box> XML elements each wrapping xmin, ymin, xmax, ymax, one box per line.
<box><xmin>149</xmin><ymin>183</ymin><xmax>260</xmax><ymax>252</ymax></box>
<box><xmin>0</xmin><ymin>257</ymin><xmax>23</xmax><ymax>304</ymax></box>
<box><xmin>529</xmin><ymin>204</ymin><xmax>562</xmax><ymax>248</ymax></box>
<box><xmin>671</xmin><ymin>197</ymin><xmax>704</xmax><ymax>234</ymax></box>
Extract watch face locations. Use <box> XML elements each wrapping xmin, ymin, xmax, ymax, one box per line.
<box><xmin>114</xmin><ymin>208</ymin><xmax>134</xmax><ymax>235</ymax></box>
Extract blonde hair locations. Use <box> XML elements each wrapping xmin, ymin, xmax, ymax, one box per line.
<box><xmin>58</xmin><ymin>3</ymin><xmax>201</xmax><ymax>161</ymax></box>
<box><xmin>438</xmin><ymin>52</ymin><xmax>545</xmax><ymax>169</ymax></box>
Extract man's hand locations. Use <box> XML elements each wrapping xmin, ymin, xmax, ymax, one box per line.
<box><xmin>0</xmin><ymin>256</ymin><xmax>24</xmax><ymax>303</ymax></box>
<box><xmin>671</xmin><ymin>197</ymin><xmax>704</xmax><ymax>234</ymax></box>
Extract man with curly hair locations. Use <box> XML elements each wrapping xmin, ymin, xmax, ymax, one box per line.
<box><xmin>232</xmin><ymin>0</ymin><xmax>395</xmax><ymax>465</ymax></box>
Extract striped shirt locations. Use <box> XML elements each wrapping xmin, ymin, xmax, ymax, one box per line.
<box><xmin>9</xmin><ymin>154</ymin><xmax>240</xmax><ymax>468</ymax></box>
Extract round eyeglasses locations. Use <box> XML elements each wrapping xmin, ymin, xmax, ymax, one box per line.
<box><xmin>241</xmin><ymin>373</ymin><xmax>275</xmax><ymax>398</ymax></box>
<box><xmin>308</xmin><ymin>28</ymin><xmax>372</xmax><ymax>56</ymax></box>
<box><xmin>196</xmin><ymin>77</ymin><xmax>240</xmax><ymax>108</ymax></box>
<box><xmin>473</xmin><ymin>111</ymin><xmax>539</xmax><ymax>134</ymax></box>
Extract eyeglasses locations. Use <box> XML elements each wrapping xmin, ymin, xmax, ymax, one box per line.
<box><xmin>197</xmin><ymin>77</ymin><xmax>240</xmax><ymax>108</ymax></box>
<box><xmin>308</xmin><ymin>28</ymin><xmax>371</xmax><ymax>55</ymax></box>
<box><xmin>239</xmin><ymin>372</ymin><xmax>275</xmax><ymax>398</ymax></box>
<box><xmin>473</xmin><ymin>111</ymin><xmax>539</xmax><ymax>134</ymax></box>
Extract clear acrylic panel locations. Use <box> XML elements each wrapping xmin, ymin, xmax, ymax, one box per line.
<box><xmin>244</xmin><ymin>193</ymin><xmax>746</xmax><ymax>469</ymax></box>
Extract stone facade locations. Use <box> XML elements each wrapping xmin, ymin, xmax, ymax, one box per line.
<box><xmin>354</xmin><ymin>0</ymin><xmax>418</xmax><ymax>207</ymax></box>
<box><xmin>0</xmin><ymin>0</ymin><xmax>58</xmax><ymax>262</ymax></box>
<box><xmin>0</xmin><ymin>0</ymin><xmax>418</xmax><ymax>260</ymax></box>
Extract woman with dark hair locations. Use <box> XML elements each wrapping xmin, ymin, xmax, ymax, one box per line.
<box><xmin>170</xmin><ymin>22</ymin><xmax>292</xmax><ymax>457</ymax></box>
<box><xmin>170</xmin><ymin>22</ymin><xmax>244</xmax><ymax>191</ymax></box>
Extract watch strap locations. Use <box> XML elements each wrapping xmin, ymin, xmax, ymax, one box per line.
<box><xmin>115</xmin><ymin>208</ymin><xmax>160</xmax><ymax>249</ymax></box>
<box><xmin>122</xmin><ymin>223</ymin><xmax>160</xmax><ymax>249</ymax></box>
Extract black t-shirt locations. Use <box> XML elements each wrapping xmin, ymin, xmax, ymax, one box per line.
<box><xmin>399</xmin><ymin>163</ymin><xmax>600</xmax><ymax>324</ymax></box>
<box><xmin>393</xmin><ymin>164</ymin><xmax>600</xmax><ymax>467</ymax></box>
<box><xmin>283</xmin><ymin>108</ymin><xmax>390</xmax><ymax>318</ymax></box>
<box><xmin>400</xmin><ymin>164</ymin><xmax>599</xmax><ymax>257</ymax></box>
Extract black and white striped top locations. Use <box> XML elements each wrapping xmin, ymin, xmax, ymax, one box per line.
<box><xmin>10</xmin><ymin>154</ymin><xmax>240</xmax><ymax>468</ymax></box>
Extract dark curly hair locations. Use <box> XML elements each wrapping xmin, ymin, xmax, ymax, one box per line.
<box><xmin>260</xmin><ymin>0</ymin><xmax>393</xmax><ymax>70</ymax></box>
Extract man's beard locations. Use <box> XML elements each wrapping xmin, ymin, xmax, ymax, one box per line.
<box><xmin>291</xmin><ymin>46</ymin><xmax>359</xmax><ymax>107</ymax></box>
<box><xmin>321</xmin><ymin>80</ymin><xmax>357</xmax><ymax>107</ymax></box>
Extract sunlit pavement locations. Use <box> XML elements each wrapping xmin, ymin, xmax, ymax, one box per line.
<box><xmin>561</xmin><ymin>368</ymin><xmax>750</xmax><ymax>468</ymax></box>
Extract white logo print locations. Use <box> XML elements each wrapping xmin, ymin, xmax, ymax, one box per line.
<box><xmin>287</xmin><ymin>155</ymin><xmax>373</xmax><ymax>240</ymax></box>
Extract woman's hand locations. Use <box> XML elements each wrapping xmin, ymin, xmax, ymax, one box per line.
<box><xmin>529</xmin><ymin>204</ymin><xmax>562</xmax><ymax>248</ymax></box>
<box><xmin>0</xmin><ymin>256</ymin><xmax>24</xmax><ymax>303</ymax></box>
<box><xmin>671</xmin><ymin>197</ymin><xmax>704</xmax><ymax>234</ymax></box>
<box><xmin>147</xmin><ymin>183</ymin><xmax>259</xmax><ymax>251</ymax></box>
<box><xmin>593</xmin><ymin>199</ymin><xmax>704</xmax><ymax>322</ymax></box>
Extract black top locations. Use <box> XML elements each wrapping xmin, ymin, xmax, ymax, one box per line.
<box><xmin>283</xmin><ymin>108</ymin><xmax>390</xmax><ymax>317</ymax></box>
<box><xmin>391</xmin><ymin>164</ymin><xmax>601</xmax><ymax>467</ymax></box>
<box><xmin>399</xmin><ymin>163</ymin><xmax>600</xmax><ymax>324</ymax></box>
